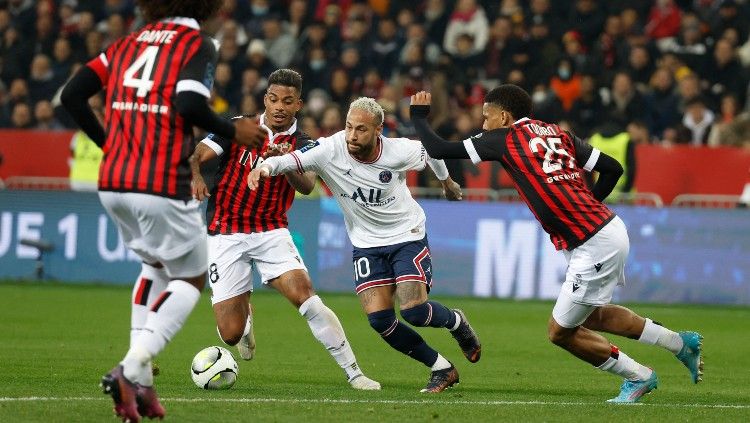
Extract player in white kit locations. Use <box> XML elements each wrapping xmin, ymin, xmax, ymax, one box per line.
<box><xmin>248</xmin><ymin>98</ymin><xmax>482</xmax><ymax>393</ymax></box>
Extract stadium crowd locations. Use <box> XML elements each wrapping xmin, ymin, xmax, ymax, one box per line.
<box><xmin>2</xmin><ymin>0</ymin><xmax>750</xmax><ymax>155</ymax></box>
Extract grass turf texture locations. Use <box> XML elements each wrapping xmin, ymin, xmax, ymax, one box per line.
<box><xmin>0</xmin><ymin>282</ymin><xmax>748</xmax><ymax>422</ymax></box>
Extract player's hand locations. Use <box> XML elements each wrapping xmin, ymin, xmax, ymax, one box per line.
<box><xmin>191</xmin><ymin>176</ymin><xmax>210</xmax><ymax>201</ymax></box>
<box><xmin>247</xmin><ymin>165</ymin><xmax>271</xmax><ymax>191</ymax></box>
<box><xmin>441</xmin><ymin>178</ymin><xmax>463</xmax><ymax>201</ymax></box>
<box><xmin>234</xmin><ymin>117</ymin><xmax>266</xmax><ymax>148</ymax></box>
<box><xmin>410</xmin><ymin>91</ymin><xmax>432</xmax><ymax>107</ymax></box>
<box><xmin>262</xmin><ymin>142</ymin><xmax>292</xmax><ymax>158</ymax></box>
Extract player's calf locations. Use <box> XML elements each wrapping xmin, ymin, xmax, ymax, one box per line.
<box><xmin>400</xmin><ymin>301</ymin><xmax>457</xmax><ymax>329</ymax></box>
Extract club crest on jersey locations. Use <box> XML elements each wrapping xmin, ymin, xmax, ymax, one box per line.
<box><xmin>298</xmin><ymin>141</ymin><xmax>320</xmax><ymax>153</ymax></box>
<box><xmin>379</xmin><ymin>170</ymin><xmax>392</xmax><ymax>183</ymax></box>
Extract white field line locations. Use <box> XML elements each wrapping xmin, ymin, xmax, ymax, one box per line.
<box><xmin>0</xmin><ymin>396</ymin><xmax>748</xmax><ymax>409</ymax></box>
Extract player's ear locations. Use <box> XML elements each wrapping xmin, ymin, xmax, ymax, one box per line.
<box><xmin>376</xmin><ymin>123</ymin><xmax>383</xmax><ymax>136</ymax></box>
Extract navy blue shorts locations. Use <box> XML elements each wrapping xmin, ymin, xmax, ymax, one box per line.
<box><xmin>352</xmin><ymin>237</ymin><xmax>432</xmax><ymax>294</ymax></box>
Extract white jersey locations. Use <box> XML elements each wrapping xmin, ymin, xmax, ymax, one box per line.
<box><xmin>262</xmin><ymin>130</ymin><xmax>449</xmax><ymax>248</ymax></box>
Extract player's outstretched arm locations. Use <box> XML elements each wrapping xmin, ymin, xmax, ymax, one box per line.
<box><xmin>591</xmin><ymin>152</ymin><xmax>624</xmax><ymax>202</ymax></box>
<box><xmin>61</xmin><ymin>67</ymin><xmax>105</xmax><ymax>147</ymax></box>
<box><xmin>189</xmin><ymin>142</ymin><xmax>218</xmax><ymax>201</ymax></box>
<box><xmin>441</xmin><ymin>177</ymin><xmax>463</xmax><ymax>201</ymax></box>
<box><xmin>262</xmin><ymin>142</ymin><xmax>317</xmax><ymax>195</ymax></box>
<box><xmin>409</xmin><ymin>91</ymin><xmax>471</xmax><ymax>160</ymax></box>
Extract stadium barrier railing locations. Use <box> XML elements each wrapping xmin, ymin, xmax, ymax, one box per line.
<box><xmin>671</xmin><ymin>194</ymin><xmax>743</xmax><ymax>208</ymax></box>
<box><xmin>610</xmin><ymin>192</ymin><xmax>664</xmax><ymax>207</ymax></box>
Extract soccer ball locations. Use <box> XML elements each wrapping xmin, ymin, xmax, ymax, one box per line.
<box><xmin>190</xmin><ymin>346</ymin><xmax>239</xmax><ymax>390</ymax></box>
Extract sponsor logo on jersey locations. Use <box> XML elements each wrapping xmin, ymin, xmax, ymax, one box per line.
<box><xmin>343</xmin><ymin>168</ymin><xmax>352</xmax><ymax>176</ymax></box>
<box><xmin>298</xmin><ymin>140</ymin><xmax>320</xmax><ymax>153</ymax></box>
<box><xmin>341</xmin><ymin>186</ymin><xmax>396</xmax><ymax>207</ymax></box>
<box><xmin>594</xmin><ymin>263</ymin><xmax>603</xmax><ymax>272</ymax></box>
<box><xmin>379</xmin><ymin>170</ymin><xmax>392</xmax><ymax>183</ymax></box>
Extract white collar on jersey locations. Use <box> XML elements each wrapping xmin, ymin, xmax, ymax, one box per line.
<box><xmin>160</xmin><ymin>17</ymin><xmax>200</xmax><ymax>30</ymax></box>
<box><xmin>514</xmin><ymin>117</ymin><xmax>530</xmax><ymax>124</ymax></box>
<box><xmin>259</xmin><ymin>112</ymin><xmax>298</xmax><ymax>143</ymax></box>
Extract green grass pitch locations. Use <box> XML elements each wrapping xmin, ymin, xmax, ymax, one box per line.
<box><xmin>1</xmin><ymin>282</ymin><xmax>749</xmax><ymax>422</ymax></box>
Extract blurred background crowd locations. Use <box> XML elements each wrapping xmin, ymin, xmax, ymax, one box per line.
<box><xmin>1</xmin><ymin>0</ymin><xmax>750</xmax><ymax>191</ymax></box>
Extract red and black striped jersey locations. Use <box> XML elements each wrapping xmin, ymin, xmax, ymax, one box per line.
<box><xmin>463</xmin><ymin>118</ymin><xmax>614</xmax><ymax>250</ymax></box>
<box><xmin>86</xmin><ymin>17</ymin><xmax>217</xmax><ymax>200</ymax></box>
<box><xmin>202</xmin><ymin>116</ymin><xmax>313</xmax><ymax>234</ymax></box>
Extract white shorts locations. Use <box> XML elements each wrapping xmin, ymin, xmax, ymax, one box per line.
<box><xmin>98</xmin><ymin>191</ymin><xmax>208</xmax><ymax>278</ymax></box>
<box><xmin>552</xmin><ymin>216</ymin><xmax>629</xmax><ymax>328</ymax></box>
<box><xmin>207</xmin><ymin>228</ymin><xmax>307</xmax><ymax>305</ymax></box>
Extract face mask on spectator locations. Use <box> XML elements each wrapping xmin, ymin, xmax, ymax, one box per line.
<box><xmin>310</xmin><ymin>59</ymin><xmax>326</xmax><ymax>71</ymax></box>
<box><xmin>532</xmin><ymin>90</ymin><xmax>548</xmax><ymax>104</ymax></box>
<box><xmin>252</xmin><ymin>5</ymin><xmax>269</xmax><ymax>14</ymax></box>
<box><xmin>557</xmin><ymin>67</ymin><xmax>571</xmax><ymax>80</ymax></box>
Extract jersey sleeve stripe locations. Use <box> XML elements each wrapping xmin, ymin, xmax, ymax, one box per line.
<box><xmin>176</xmin><ymin>79</ymin><xmax>211</xmax><ymax>97</ymax></box>
<box><xmin>463</xmin><ymin>138</ymin><xmax>482</xmax><ymax>164</ymax></box>
<box><xmin>583</xmin><ymin>148</ymin><xmax>601</xmax><ymax>172</ymax></box>
<box><xmin>290</xmin><ymin>151</ymin><xmax>304</xmax><ymax>174</ymax></box>
<box><xmin>201</xmin><ymin>137</ymin><xmax>224</xmax><ymax>156</ymax></box>
<box><xmin>86</xmin><ymin>54</ymin><xmax>109</xmax><ymax>84</ymax></box>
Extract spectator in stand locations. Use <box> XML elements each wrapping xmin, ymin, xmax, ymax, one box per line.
<box><xmin>649</xmin><ymin>67</ymin><xmax>681</xmax><ymax>137</ymax></box>
<box><xmin>423</xmin><ymin>0</ymin><xmax>450</xmax><ymax>48</ymax></box>
<box><xmin>703</xmin><ymin>38</ymin><xmax>747</xmax><ymax>108</ymax></box>
<box><xmin>1</xmin><ymin>26</ymin><xmax>33</xmax><ymax>86</ymax></box>
<box><xmin>530</xmin><ymin>83</ymin><xmax>564</xmax><ymax>123</ymax></box>
<box><xmin>549</xmin><ymin>57</ymin><xmax>581</xmax><ymax>113</ymax></box>
<box><xmin>10</xmin><ymin>102</ymin><xmax>32</xmax><ymax>129</ymax></box>
<box><xmin>301</xmin><ymin>47</ymin><xmax>331</xmax><ymax>94</ymax></box>
<box><xmin>682</xmin><ymin>96</ymin><xmax>715</xmax><ymax>146</ymax></box>
<box><xmin>708</xmin><ymin>94</ymin><xmax>741</xmax><ymax>147</ymax></box>
<box><xmin>51</xmin><ymin>38</ymin><xmax>75</xmax><ymax>86</ymax></box>
<box><xmin>319</xmin><ymin>104</ymin><xmax>343</xmax><ymax>137</ymax></box>
<box><xmin>340</xmin><ymin>45</ymin><xmax>366</xmax><ymax>88</ymax></box>
<box><xmin>286</xmin><ymin>0</ymin><xmax>309</xmax><ymax>38</ymax></box>
<box><xmin>676</xmin><ymin>72</ymin><xmax>703</xmax><ymax>113</ymax></box>
<box><xmin>595</xmin><ymin>14</ymin><xmax>629</xmax><ymax>77</ymax></box>
<box><xmin>400</xmin><ymin>23</ymin><xmax>441</xmax><ymax>66</ymax></box>
<box><xmin>31</xmin><ymin>10</ymin><xmax>56</xmax><ymax>57</ymax></box>
<box><xmin>569</xmin><ymin>74</ymin><xmax>604</xmax><ymax>138</ymax></box>
<box><xmin>627</xmin><ymin>120</ymin><xmax>657</xmax><ymax>145</ymax></box>
<box><xmin>246</xmin><ymin>39</ymin><xmax>274</xmax><ymax>78</ymax></box>
<box><xmin>211</xmin><ymin>62</ymin><xmax>239</xmax><ymax>116</ymax></box>
<box><xmin>562</xmin><ymin>30</ymin><xmax>597</xmax><ymax>76</ymax></box>
<box><xmin>626</xmin><ymin>45</ymin><xmax>655</xmax><ymax>90</ymax></box>
<box><xmin>443</xmin><ymin>0</ymin><xmax>489</xmax><ymax>56</ymax></box>
<box><xmin>484</xmin><ymin>16</ymin><xmax>514</xmax><ymax>82</ymax></box>
<box><xmin>606</xmin><ymin>71</ymin><xmax>652</xmax><ymax>130</ymax></box>
<box><xmin>527</xmin><ymin>0</ymin><xmax>563</xmax><ymax>40</ymax></box>
<box><xmin>370</xmin><ymin>18</ymin><xmax>402</xmax><ymax>80</ymax></box>
<box><xmin>329</xmin><ymin>68</ymin><xmax>352</xmax><ymax>112</ymax></box>
<box><xmin>645</xmin><ymin>0</ymin><xmax>682</xmax><ymax>41</ymax></box>
<box><xmin>526</xmin><ymin>16</ymin><xmax>561</xmax><ymax>88</ymax></box>
<box><xmin>450</xmin><ymin>33</ymin><xmax>482</xmax><ymax>86</ymax></box>
<box><xmin>710</xmin><ymin>0</ymin><xmax>748</xmax><ymax>43</ymax></box>
<box><xmin>659</xmin><ymin>13</ymin><xmax>708</xmax><ymax>76</ymax></box>
<box><xmin>239</xmin><ymin>68</ymin><xmax>265</xmax><ymax>105</ymax></box>
<box><xmin>262</xmin><ymin>14</ymin><xmax>296</xmax><ymax>69</ymax></box>
<box><xmin>567</xmin><ymin>0</ymin><xmax>605</xmax><ymax>48</ymax></box>
<box><xmin>34</xmin><ymin>99</ymin><xmax>64</xmax><ymax>130</ymax></box>
<box><xmin>217</xmin><ymin>20</ymin><xmax>249</xmax><ymax>78</ymax></box>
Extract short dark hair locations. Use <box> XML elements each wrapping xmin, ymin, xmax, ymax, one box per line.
<box><xmin>136</xmin><ymin>0</ymin><xmax>224</xmax><ymax>23</ymax></box>
<box><xmin>484</xmin><ymin>84</ymin><xmax>532</xmax><ymax>120</ymax></box>
<box><xmin>267</xmin><ymin>69</ymin><xmax>303</xmax><ymax>94</ymax></box>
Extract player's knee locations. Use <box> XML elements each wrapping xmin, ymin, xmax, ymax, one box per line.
<box><xmin>367</xmin><ymin>309</ymin><xmax>397</xmax><ymax>335</ymax></box>
<box><xmin>399</xmin><ymin>302</ymin><xmax>431</xmax><ymax>327</ymax></box>
<box><xmin>547</xmin><ymin>318</ymin><xmax>573</xmax><ymax>346</ymax></box>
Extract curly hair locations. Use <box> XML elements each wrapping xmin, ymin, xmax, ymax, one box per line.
<box><xmin>484</xmin><ymin>84</ymin><xmax>532</xmax><ymax>121</ymax></box>
<box><xmin>136</xmin><ymin>0</ymin><xmax>224</xmax><ymax>23</ymax></box>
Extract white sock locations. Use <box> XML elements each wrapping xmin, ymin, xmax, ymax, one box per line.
<box><xmin>124</xmin><ymin>280</ymin><xmax>201</xmax><ymax>386</ymax></box>
<box><xmin>638</xmin><ymin>318</ymin><xmax>683</xmax><ymax>354</ymax></box>
<box><xmin>431</xmin><ymin>353</ymin><xmax>452</xmax><ymax>371</ymax></box>
<box><xmin>598</xmin><ymin>347</ymin><xmax>653</xmax><ymax>381</ymax></box>
<box><xmin>449</xmin><ymin>311</ymin><xmax>461</xmax><ymax>331</ymax></box>
<box><xmin>130</xmin><ymin>263</ymin><xmax>169</xmax><ymax>347</ymax></box>
<box><xmin>299</xmin><ymin>295</ymin><xmax>361</xmax><ymax>381</ymax></box>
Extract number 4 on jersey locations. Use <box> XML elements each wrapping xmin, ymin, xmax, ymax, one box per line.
<box><xmin>123</xmin><ymin>45</ymin><xmax>159</xmax><ymax>97</ymax></box>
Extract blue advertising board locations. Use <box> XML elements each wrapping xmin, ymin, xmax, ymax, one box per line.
<box><xmin>1</xmin><ymin>191</ymin><xmax>749</xmax><ymax>305</ymax></box>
